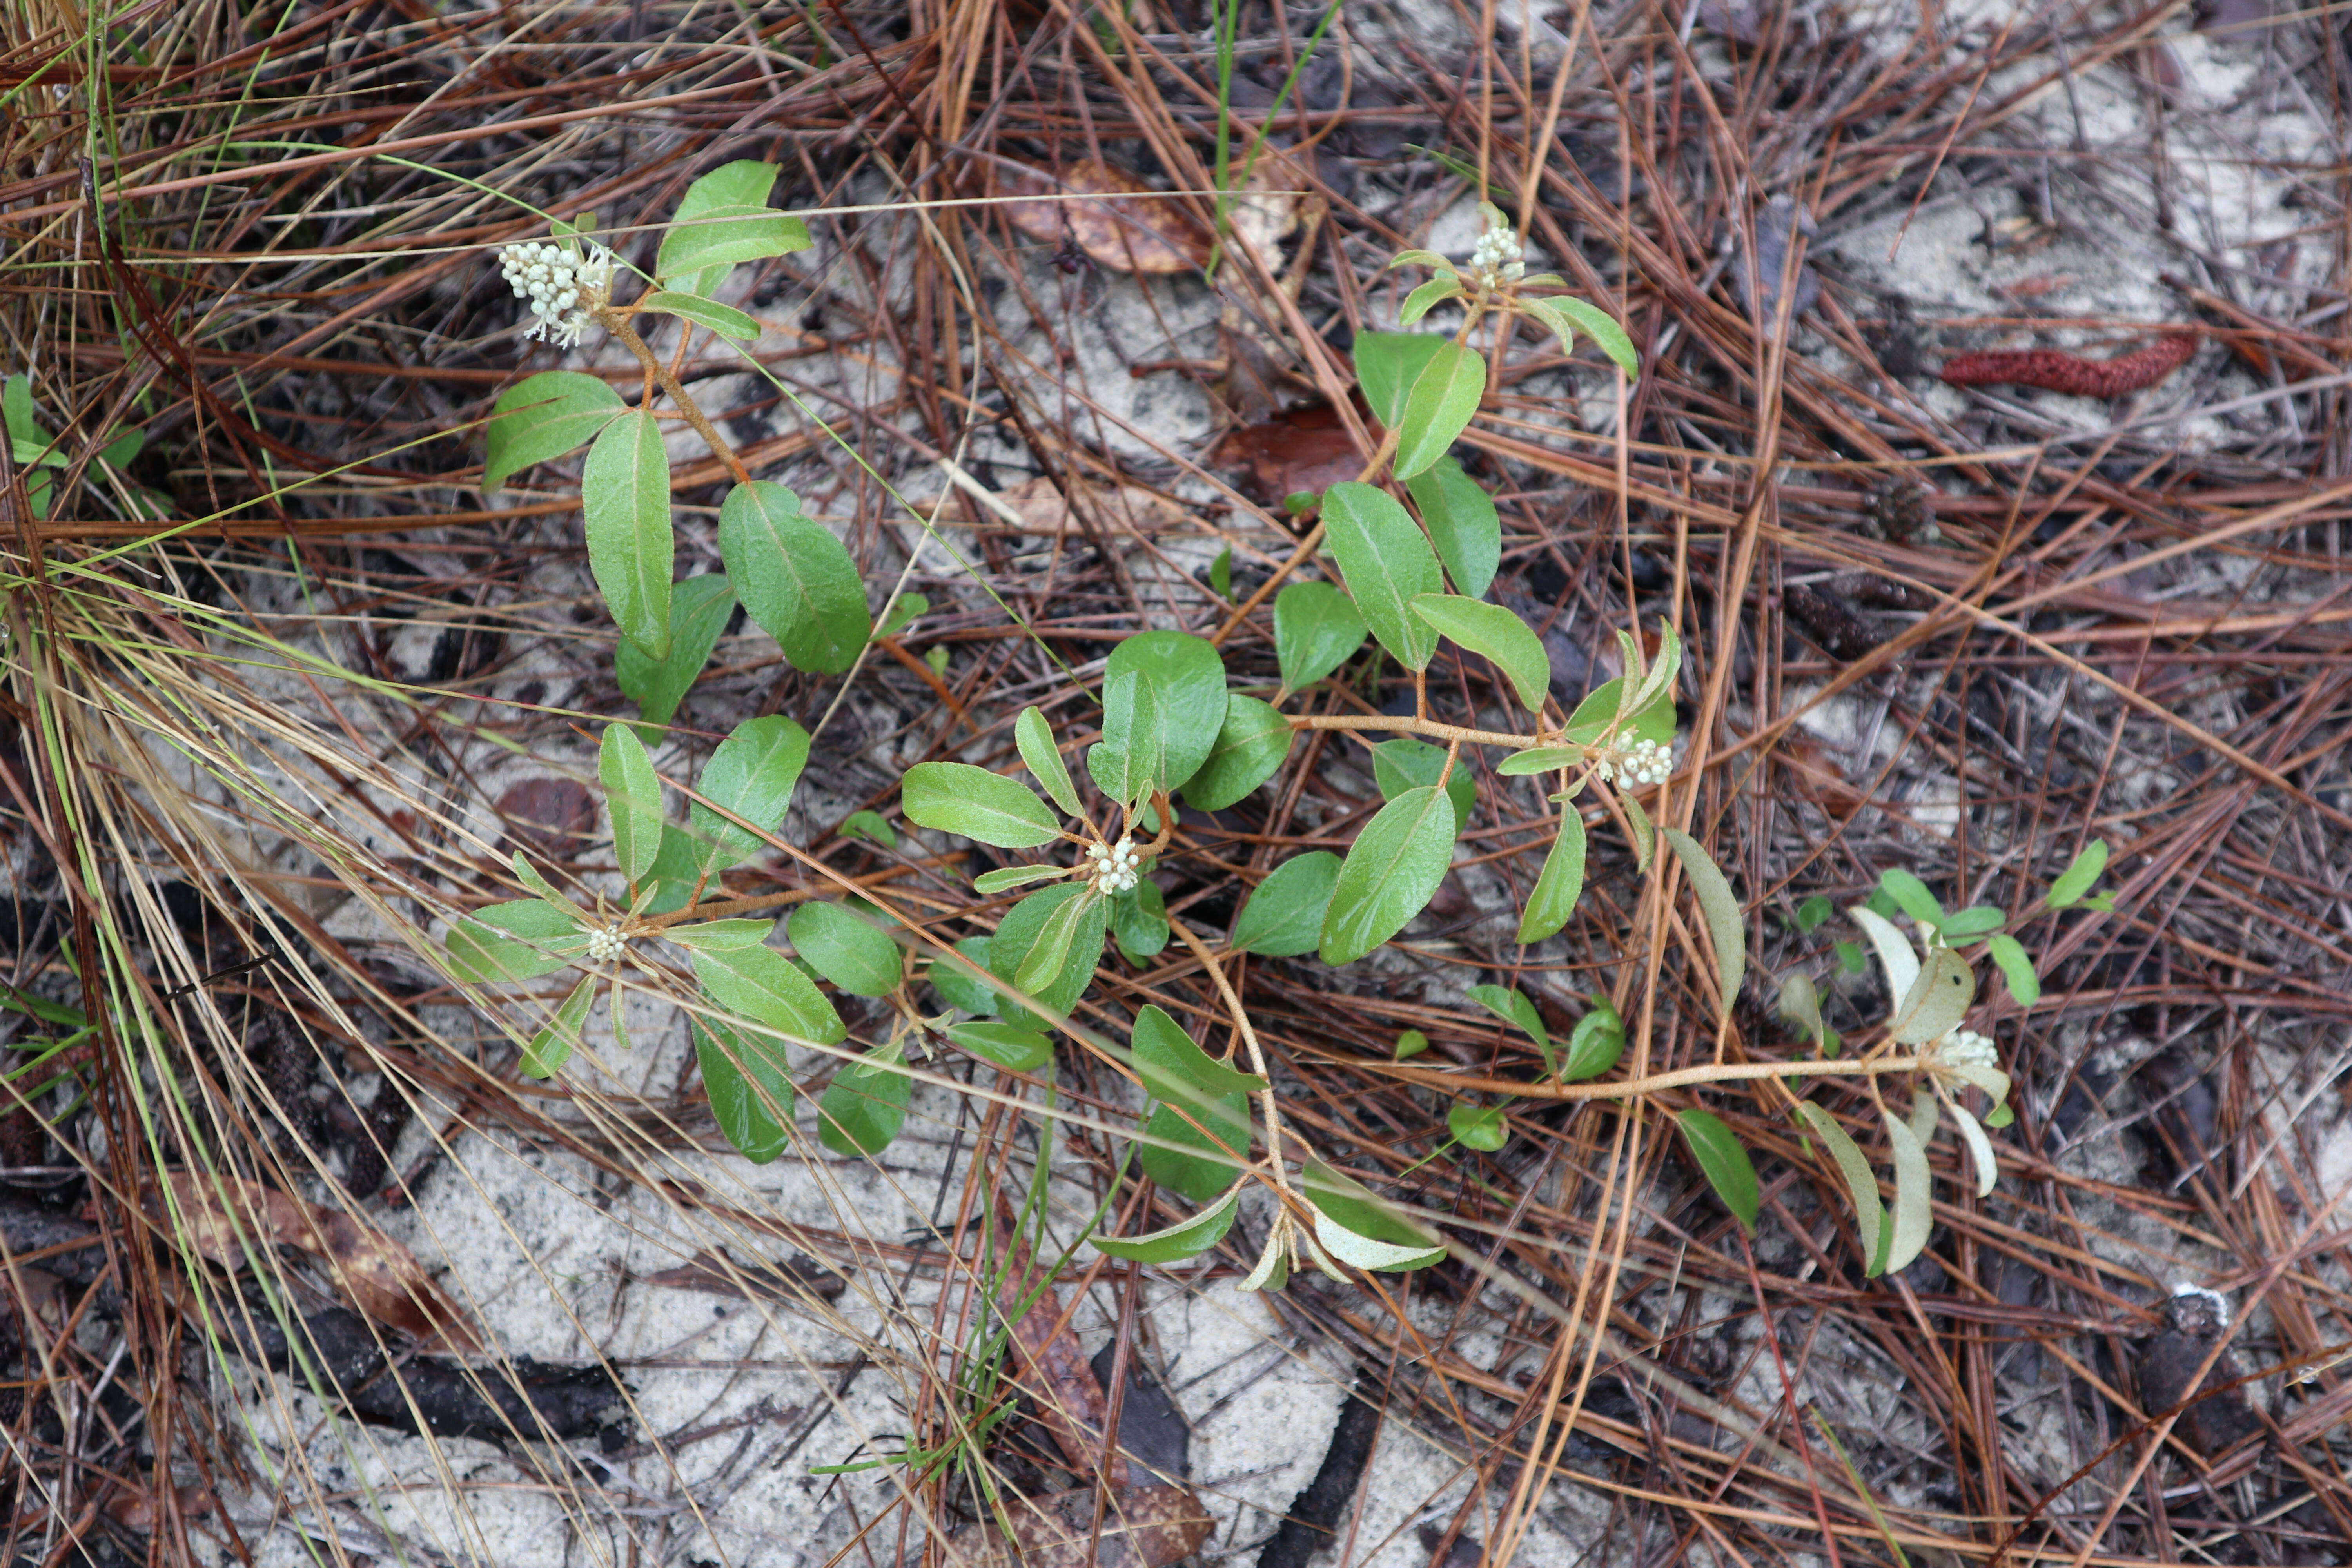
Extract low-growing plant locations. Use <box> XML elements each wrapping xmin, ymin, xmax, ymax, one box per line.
<box><xmin>445</xmin><ymin>177</ymin><xmax>2109</xmax><ymax>1290</ymax></box>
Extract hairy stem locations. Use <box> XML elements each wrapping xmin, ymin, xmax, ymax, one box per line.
<box><xmin>1169</xmin><ymin>918</ymin><xmax>1292</xmax><ymax>1193</ymax></box>
<box><xmin>1289</xmin><ymin>713</ymin><xmax>1542</xmax><ymax>748</ymax></box>
<box><xmin>1365</xmin><ymin>1054</ymin><xmax>1928</xmax><ymax>1101</ymax></box>
<box><xmin>602</xmin><ymin>310</ymin><xmax>754</xmax><ymax>487</ymax></box>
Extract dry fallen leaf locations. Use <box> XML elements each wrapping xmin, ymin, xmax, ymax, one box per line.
<box><xmin>164</xmin><ymin>1171</ymin><xmax>481</xmax><ymax>1351</ymax></box>
<box><xmin>991</xmin><ymin>159</ymin><xmax>1210</xmax><ymax>275</ymax></box>
<box><xmin>940</xmin><ymin>1484</ymin><xmax>1213</xmax><ymax>1568</ymax></box>
<box><xmin>970</xmin><ymin>476</ymin><xmax>1189</xmax><ymax>539</ymax></box>
<box><xmin>1209</xmin><ymin>401</ymin><xmax>1364</xmax><ymax>504</ymax></box>
<box><xmin>1225</xmin><ymin>144</ymin><xmax>1308</xmax><ymax>267</ymax></box>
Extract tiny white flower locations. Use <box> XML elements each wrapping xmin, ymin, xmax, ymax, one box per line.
<box><xmin>584</xmin><ymin>923</ymin><xmax>626</xmax><ymax>963</ymax></box>
<box><xmin>496</xmin><ymin>238</ymin><xmax>614</xmax><ymax>348</ymax></box>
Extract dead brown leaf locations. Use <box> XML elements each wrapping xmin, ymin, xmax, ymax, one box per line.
<box><xmin>970</xmin><ymin>476</ymin><xmax>1189</xmax><ymax>539</ymax></box>
<box><xmin>940</xmin><ymin>1485</ymin><xmax>1213</xmax><ymax>1568</ymax></box>
<box><xmin>1209</xmin><ymin>401</ymin><xmax>1364</xmax><ymax>504</ymax></box>
<box><xmin>990</xmin><ymin>160</ymin><xmax>1210</xmax><ymax>275</ymax></box>
<box><xmin>163</xmin><ymin>1171</ymin><xmax>480</xmax><ymax>1351</ymax></box>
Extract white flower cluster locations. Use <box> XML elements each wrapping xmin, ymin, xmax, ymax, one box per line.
<box><xmin>1593</xmin><ymin>737</ymin><xmax>1671</xmax><ymax>787</ymax></box>
<box><xmin>1937</xmin><ymin>1028</ymin><xmax>1997</xmax><ymax>1071</ymax></box>
<box><xmin>1084</xmin><ymin>837</ymin><xmax>1142</xmax><ymax>895</ymax></box>
<box><xmin>1469</xmin><ymin>221</ymin><xmax>1525</xmax><ymax>287</ymax></box>
<box><xmin>497</xmin><ymin>240</ymin><xmax>613</xmax><ymax>347</ymax></box>
<box><xmin>584</xmin><ymin>923</ymin><xmax>627</xmax><ymax>964</ymax></box>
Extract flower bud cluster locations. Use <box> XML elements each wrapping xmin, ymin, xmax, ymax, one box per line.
<box><xmin>1592</xmin><ymin>736</ymin><xmax>1671</xmax><ymax>787</ymax></box>
<box><xmin>497</xmin><ymin>240</ymin><xmax>613</xmax><ymax>347</ymax></box>
<box><xmin>1935</xmin><ymin>1028</ymin><xmax>1997</xmax><ymax>1071</ymax></box>
<box><xmin>585</xmin><ymin>922</ymin><xmax>627</xmax><ymax>963</ymax></box>
<box><xmin>1469</xmin><ymin>223</ymin><xmax>1525</xmax><ymax>287</ymax></box>
<box><xmin>1084</xmin><ymin>837</ymin><xmax>1142</xmax><ymax>895</ymax></box>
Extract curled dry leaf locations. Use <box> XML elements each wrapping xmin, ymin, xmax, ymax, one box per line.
<box><xmin>164</xmin><ymin>1171</ymin><xmax>481</xmax><ymax>1351</ymax></box>
<box><xmin>969</xmin><ymin>475</ymin><xmax>1189</xmax><ymax>539</ymax></box>
<box><xmin>991</xmin><ymin>159</ymin><xmax>1210</xmax><ymax>275</ymax></box>
<box><xmin>1209</xmin><ymin>400</ymin><xmax>1363</xmax><ymax>504</ymax></box>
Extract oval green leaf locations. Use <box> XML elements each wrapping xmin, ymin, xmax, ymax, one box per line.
<box><xmin>787</xmin><ymin>901</ymin><xmax>902</xmax><ymax>997</ymax></box>
<box><xmin>1230</xmin><ymin>851</ymin><xmax>1341</xmax><ymax>957</ymax></box>
<box><xmin>1675</xmin><ymin>1107</ymin><xmax>1759</xmax><ymax>1234</ymax></box>
<box><xmin>1320</xmin><ymin>785</ymin><xmax>1457</xmax><ymax>965</ymax></box>
<box><xmin>1465</xmin><ymin>984</ymin><xmax>1548</xmax><ymax>1063</ymax></box>
<box><xmin>1322</xmin><ymin>481</ymin><xmax>1441</xmax><ymax>671</ymax></box>
<box><xmin>928</xmin><ymin>937</ymin><xmax>998</xmax><ymax>1015</ymax></box>
<box><xmin>1091</xmin><ymin>1184</ymin><xmax>1241</xmax><ymax>1263</ymax></box>
<box><xmin>638</xmin><ymin>289</ymin><xmax>762</xmax><ymax>341</ymax></box>
<box><xmin>655</xmin><ymin>160</ymin><xmax>811</xmax><ymax>293</ymax></box>
<box><xmin>690</xmin><ymin>945</ymin><xmax>846</xmax><ymax>1045</ymax></box>
<box><xmin>817</xmin><ymin>1048</ymin><xmax>909</xmax><ymax>1156</ymax></box>
<box><xmin>1352</xmin><ymin>330</ymin><xmax>1448</xmax><ymax>426</ymax></box>
<box><xmin>1498</xmin><ymin>745</ymin><xmax>1584</xmax><ymax>776</ymax></box>
<box><xmin>1403</xmin><ymin>456</ymin><xmax>1501</xmax><ymax>600</ymax></box>
<box><xmin>1085</xmin><ymin>630</ymin><xmax>1228</xmax><ymax>808</ymax></box>
<box><xmin>483</xmin><ymin>371</ymin><xmax>625</xmax><ymax>493</ymax></box>
<box><xmin>988</xmin><ymin>883</ymin><xmax>1107</xmax><ymax>1021</ymax></box>
<box><xmin>1182</xmin><ymin>694</ymin><xmax>1293</xmax><ymax>811</ymax></box>
<box><xmin>1516</xmin><ymin>807</ymin><xmax>1586</xmax><ymax>944</ymax></box>
<box><xmin>1887</xmin><ymin>948</ymin><xmax>1974</xmax><ymax>1045</ymax></box>
<box><xmin>1015</xmin><ymin>706</ymin><xmax>1082</xmax><ymax>817</ymax></box>
<box><xmin>717</xmin><ymin>481</ymin><xmax>870</xmax><ymax>675</ymax></box>
<box><xmin>2048</xmin><ymin>838</ymin><xmax>2108</xmax><ymax>907</ymax></box>
<box><xmin>599</xmin><ymin>724</ymin><xmax>665</xmax><ymax>886</ymax></box>
<box><xmin>522</xmin><ymin>974</ymin><xmax>597</xmax><ymax>1079</ymax></box>
<box><xmin>695</xmin><ymin>1016</ymin><xmax>791</xmax><ymax>1163</ymax></box>
<box><xmin>1795</xmin><ymin>1102</ymin><xmax>1886</xmax><ymax>1275</ymax></box>
<box><xmin>901</xmin><ymin>762</ymin><xmax>1062</xmax><ymax>849</ymax></box>
<box><xmin>973</xmin><ymin>865</ymin><xmax>1067</xmax><ymax>895</ymax></box>
<box><xmin>1447</xmin><ymin>1102</ymin><xmax>1508</xmax><ymax>1152</ymax></box>
<box><xmin>666</xmin><ymin>918</ymin><xmax>777</xmax><ymax>951</ymax></box>
<box><xmin>1109</xmin><ymin>879</ymin><xmax>1169</xmax><ymax>963</ymax></box>
<box><xmin>617</xmin><ymin>573</ymin><xmax>735</xmax><ymax>733</ymax></box>
<box><xmin>582</xmin><ymin>410</ymin><xmax>674</xmax><ymax>659</ymax></box>
<box><xmin>1661</xmin><ymin>828</ymin><xmax>1746</xmax><ymax>1020</ymax></box>
<box><xmin>1301</xmin><ymin>1158</ymin><xmax>1444</xmax><ymax>1268</ymax></box>
<box><xmin>1392</xmin><ymin>341</ymin><xmax>1486</xmax><ymax>480</ymax></box>
<box><xmin>446</xmin><ymin>899</ymin><xmax>586</xmax><ymax>984</ymax></box>
<box><xmin>947</xmin><ymin>1020</ymin><xmax>1053</xmax><ymax>1072</ymax></box>
<box><xmin>690</xmin><ymin>714</ymin><xmax>811</xmax><ymax>870</ymax></box>
<box><xmin>1408</xmin><ymin>593</ymin><xmax>1549</xmax><ymax>711</ymax></box>
<box><xmin>1370</xmin><ymin>738</ymin><xmax>1473</xmax><ymax>836</ymax></box>
<box><xmin>1558</xmin><ymin>1005</ymin><xmax>1624</xmax><ymax>1081</ymax></box>
<box><xmin>1272</xmin><ymin>581</ymin><xmax>1367</xmax><ymax>694</ymax></box>
<box><xmin>1986</xmin><ymin>933</ymin><xmax>2040</xmax><ymax>1007</ymax></box>
<box><xmin>1882</xmin><ymin>1106</ymin><xmax>1933</xmax><ymax>1272</ymax></box>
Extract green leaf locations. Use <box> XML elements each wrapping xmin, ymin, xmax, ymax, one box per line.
<box><xmin>1520</xmin><ymin>294</ymin><xmax>1641</xmax><ymax>378</ymax></box>
<box><xmin>1985</xmin><ymin>1102</ymin><xmax>2014</xmax><ymax>1129</ymax></box>
<box><xmin>1985</xmin><ymin>933</ymin><xmax>2040</xmax><ymax>1007</ymax></box>
<box><xmin>901</xmin><ymin>763</ymin><xmax>1062</xmax><ymax>849</ymax></box>
<box><xmin>482</xmin><ymin>371</ymin><xmax>626</xmax><ymax>492</ymax></box>
<box><xmin>1133</xmin><ymin>1007</ymin><xmax>1258</xmax><ymax>1204</ymax></box>
<box><xmin>1230</xmin><ymin>852</ymin><xmax>1342</xmax><ymax>957</ymax></box>
<box><xmin>1014</xmin><ymin>884</ymin><xmax>1103</xmax><ymax>995</ymax></box>
<box><xmin>1447</xmin><ymin>1102</ymin><xmax>1508</xmax><ymax>1152</ymax></box>
<box><xmin>1408</xmin><ymin>593</ymin><xmax>1548</xmax><ymax>711</ymax></box>
<box><xmin>1392</xmin><ymin>341</ymin><xmax>1486</xmax><ymax>480</ymax></box>
<box><xmin>1793</xmin><ymin>894</ymin><xmax>1834</xmax><ymax>933</ymax></box>
<box><xmin>695</xmin><ymin>1016</ymin><xmax>791</xmax><ymax>1163</ymax></box>
<box><xmin>1675</xmin><ymin>1109</ymin><xmax>1759</xmax><ymax>1234</ymax></box>
<box><xmin>1878</xmin><ymin>869</ymin><xmax>1945</xmax><ymax>927</ymax></box>
<box><xmin>1370</xmin><ymin>739</ymin><xmax>1474</xmax><ymax>836</ymax></box>
<box><xmin>665</xmin><ymin>918</ymin><xmax>777</xmax><ymax>951</ymax></box>
<box><xmin>1352</xmin><ymin>331</ymin><xmax>1448</xmax><ymax>426</ymax></box>
<box><xmin>2079</xmin><ymin>891</ymin><xmax>2116</xmax><ymax>912</ymax></box>
<box><xmin>947</xmin><ymin>1020</ymin><xmax>1053</xmax><ymax>1072</ymax></box>
<box><xmin>1</xmin><ymin>375</ymin><xmax>42</xmax><ymax>450</ymax></box>
<box><xmin>1322</xmin><ymin>481</ymin><xmax>1442</xmax><ymax>671</ymax></box>
<box><xmin>989</xmin><ymin>884</ymin><xmax>1107</xmax><ymax>1020</ymax></box>
<box><xmin>717</xmin><ymin>481</ymin><xmax>870</xmax><ymax>675</ymax></box>
<box><xmin>522</xmin><ymin>974</ymin><xmax>597</xmax><ymax>1079</ymax></box>
<box><xmin>873</xmin><ymin>593</ymin><xmax>927</xmax><ymax>642</ymax></box>
<box><xmin>1559</xmin><ymin>1002</ymin><xmax>1624</xmax><ymax>1081</ymax></box>
<box><xmin>1661</xmin><ymin>828</ymin><xmax>1746</xmax><ymax>1020</ymax></box>
<box><xmin>638</xmin><ymin>289</ymin><xmax>762</xmax><ymax>341</ymax></box>
<box><xmin>1321</xmin><ymin>786</ymin><xmax>1457</xmax><ymax>965</ymax></box>
<box><xmin>656</xmin><ymin>160</ymin><xmax>810</xmax><ymax>293</ymax></box>
<box><xmin>1517</xmin><ymin>807</ymin><xmax>1587</xmax><ymax>944</ymax></box>
<box><xmin>973</xmin><ymin>865</ymin><xmax>1067</xmax><ymax>895</ymax></box>
<box><xmin>446</xmin><ymin>900</ymin><xmax>586</xmax><ymax>984</ymax></box>
<box><xmin>1085</xmin><ymin>631</ymin><xmax>1228</xmax><ymax>808</ymax></box>
<box><xmin>690</xmin><ymin>944</ymin><xmax>847</xmax><ymax>1045</ymax></box>
<box><xmin>1398</xmin><ymin>274</ymin><xmax>1464</xmax><ymax>326</ymax></box>
<box><xmin>1848</xmin><ymin>907</ymin><xmax>1920</xmax><ymax>1003</ymax></box>
<box><xmin>1394</xmin><ymin>1029</ymin><xmax>1429</xmax><ymax>1060</ymax></box>
<box><xmin>2047</xmin><ymin>839</ymin><xmax>2108</xmax><ymax>908</ymax></box>
<box><xmin>1015</xmin><ymin>706</ymin><xmax>1082</xmax><ymax>817</ymax></box>
<box><xmin>1110</xmin><ymin>878</ymin><xmax>1169</xmax><ymax>963</ymax></box>
<box><xmin>1795</xmin><ymin>1103</ymin><xmax>1886</xmax><ymax>1275</ymax></box>
<box><xmin>1940</xmin><ymin>906</ymin><xmax>2006</xmax><ymax>939</ymax></box>
<box><xmin>1272</xmin><ymin>581</ymin><xmax>1367</xmax><ymax>693</ymax></box>
<box><xmin>787</xmin><ymin>902</ymin><xmax>902</xmax><ymax>997</ymax></box>
<box><xmin>1301</xmin><ymin>1158</ymin><xmax>1444</xmax><ymax>1269</ymax></box>
<box><xmin>1403</xmin><ymin>457</ymin><xmax>1501</xmax><ymax>601</ymax></box>
<box><xmin>1835</xmin><ymin>940</ymin><xmax>1867</xmax><ymax>976</ymax></box>
<box><xmin>1947</xmin><ymin>1097</ymin><xmax>1999</xmax><ymax>1197</ymax></box>
<box><xmin>1622</xmin><ymin>792</ymin><xmax>1654</xmax><ymax>871</ymax></box>
<box><xmin>1499</xmin><ymin>746</ymin><xmax>1584</xmax><ymax>776</ymax></box>
<box><xmin>840</xmin><ymin>810</ymin><xmax>896</xmax><ymax>848</ymax></box>
<box><xmin>1183</xmin><ymin>695</ymin><xmax>1293</xmax><ymax>811</ymax></box>
<box><xmin>817</xmin><ymin>1047</ymin><xmax>909</xmax><ymax>1156</ymax></box>
<box><xmin>1882</xmin><ymin>1105</ymin><xmax>1933</xmax><ymax>1273</ymax></box>
<box><xmin>1887</xmin><ymin>948</ymin><xmax>1974</xmax><ymax>1045</ymax></box>
<box><xmin>690</xmin><ymin>714</ymin><xmax>811</xmax><ymax>870</ymax></box>
<box><xmin>582</xmin><ymin>410</ymin><xmax>674</xmax><ymax>658</ymax></box>
<box><xmin>928</xmin><ymin>937</ymin><xmax>998</xmax><ymax>1014</ymax></box>
<box><xmin>1091</xmin><ymin>1184</ymin><xmax>1242</xmax><ymax>1263</ymax></box>
<box><xmin>1779</xmin><ymin>973</ymin><xmax>1824</xmax><ymax>1047</ymax></box>
<box><xmin>1465</xmin><ymin>984</ymin><xmax>1549</xmax><ymax>1068</ymax></box>
<box><xmin>1209</xmin><ymin>546</ymin><xmax>1233</xmax><ymax>601</ymax></box>
<box><xmin>599</xmin><ymin>724</ymin><xmax>665</xmax><ymax>886</ymax></box>
<box><xmin>616</xmin><ymin>573</ymin><xmax>735</xmax><ymax>733</ymax></box>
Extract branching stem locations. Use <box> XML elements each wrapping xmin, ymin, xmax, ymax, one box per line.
<box><xmin>600</xmin><ymin>309</ymin><xmax>754</xmax><ymax>487</ymax></box>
